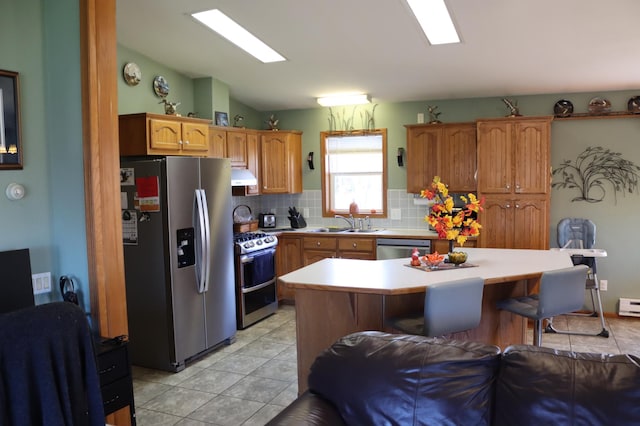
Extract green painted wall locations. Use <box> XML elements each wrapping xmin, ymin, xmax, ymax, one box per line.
<box><xmin>0</xmin><ymin>0</ymin><xmax>90</xmax><ymax>312</ymax></box>
<box><xmin>270</xmin><ymin>90</ymin><xmax>640</xmax><ymax>312</ymax></box>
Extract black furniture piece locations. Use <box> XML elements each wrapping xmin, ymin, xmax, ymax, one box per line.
<box><xmin>0</xmin><ymin>248</ymin><xmax>35</xmax><ymax>314</ymax></box>
<box><xmin>267</xmin><ymin>331</ymin><xmax>640</xmax><ymax>426</ymax></box>
<box><xmin>496</xmin><ymin>265</ymin><xmax>589</xmax><ymax>346</ymax></box>
<box><xmin>95</xmin><ymin>336</ymin><xmax>136</xmax><ymax>425</ymax></box>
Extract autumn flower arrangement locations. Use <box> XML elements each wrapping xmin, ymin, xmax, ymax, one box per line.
<box><xmin>421</xmin><ymin>176</ymin><xmax>484</xmax><ymax>247</ymax></box>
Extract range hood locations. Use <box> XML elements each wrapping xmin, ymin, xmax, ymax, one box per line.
<box><xmin>231</xmin><ymin>168</ymin><xmax>257</xmax><ymax>186</ymax></box>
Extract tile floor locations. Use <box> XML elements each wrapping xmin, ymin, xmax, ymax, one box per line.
<box><xmin>132</xmin><ymin>305</ymin><xmax>639</xmax><ymax>425</ymax></box>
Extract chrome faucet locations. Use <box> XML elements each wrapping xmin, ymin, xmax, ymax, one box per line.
<box><xmin>334</xmin><ymin>214</ymin><xmax>355</xmax><ymax>229</ymax></box>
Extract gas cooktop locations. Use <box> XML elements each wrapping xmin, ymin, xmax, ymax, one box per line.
<box><xmin>234</xmin><ymin>232</ymin><xmax>278</xmax><ymax>254</ymax></box>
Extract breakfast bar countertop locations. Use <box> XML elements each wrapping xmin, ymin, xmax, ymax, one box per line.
<box><xmin>278</xmin><ymin>248</ymin><xmax>574</xmax><ymax>295</ymax></box>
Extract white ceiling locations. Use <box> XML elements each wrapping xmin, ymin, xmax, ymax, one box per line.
<box><xmin>117</xmin><ymin>0</ymin><xmax>640</xmax><ymax>112</ymax></box>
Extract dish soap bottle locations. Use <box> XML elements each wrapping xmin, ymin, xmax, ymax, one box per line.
<box><xmin>349</xmin><ymin>200</ymin><xmax>359</xmax><ymax>215</ymax></box>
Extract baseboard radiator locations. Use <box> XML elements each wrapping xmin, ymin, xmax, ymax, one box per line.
<box><xmin>619</xmin><ymin>298</ymin><xmax>640</xmax><ymax>317</ymax></box>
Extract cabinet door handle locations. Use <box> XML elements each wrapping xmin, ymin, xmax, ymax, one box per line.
<box><xmin>316</xmin><ymin>241</ymin><xmax>321</xmax><ymax>246</ymax></box>
<box><xmin>505</xmin><ymin>203</ymin><xmax>511</xmax><ymax>208</ymax></box>
<box><xmin>515</xmin><ymin>204</ymin><xmax>520</xmax><ymax>209</ymax></box>
<box><xmin>505</xmin><ymin>184</ymin><xmax>511</xmax><ymax>190</ymax></box>
<box><xmin>352</xmin><ymin>243</ymin><xmax>357</xmax><ymax>248</ymax></box>
<box><xmin>184</xmin><ymin>140</ymin><xmax>190</xmax><ymax>145</ymax></box>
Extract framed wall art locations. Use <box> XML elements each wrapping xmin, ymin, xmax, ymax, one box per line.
<box><xmin>215</xmin><ymin>111</ymin><xmax>229</xmax><ymax>127</ymax></box>
<box><xmin>0</xmin><ymin>70</ymin><xmax>22</xmax><ymax>170</ymax></box>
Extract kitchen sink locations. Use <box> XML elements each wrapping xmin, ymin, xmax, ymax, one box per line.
<box><xmin>306</xmin><ymin>226</ymin><xmax>351</xmax><ymax>233</ymax></box>
<box><xmin>340</xmin><ymin>228</ymin><xmax>383</xmax><ymax>233</ymax></box>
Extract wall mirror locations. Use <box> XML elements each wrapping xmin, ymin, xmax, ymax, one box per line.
<box><xmin>0</xmin><ymin>70</ymin><xmax>22</xmax><ymax>170</ymax></box>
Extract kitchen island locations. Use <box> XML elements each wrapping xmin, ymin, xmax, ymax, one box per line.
<box><xmin>278</xmin><ymin>247</ymin><xmax>573</xmax><ymax>392</ymax></box>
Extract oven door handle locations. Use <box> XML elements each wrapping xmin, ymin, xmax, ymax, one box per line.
<box><xmin>242</xmin><ymin>278</ymin><xmax>276</xmax><ymax>294</ymax></box>
<box><xmin>193</xmin><ymin>189</ymin><xmax>211</xmax><ymax>294</ymax></box>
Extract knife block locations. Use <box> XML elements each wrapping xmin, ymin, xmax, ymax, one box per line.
<box><xmin>290</xmin><ymin>215</ymin><xmax>307</xmax><ymax>229</ymax></box>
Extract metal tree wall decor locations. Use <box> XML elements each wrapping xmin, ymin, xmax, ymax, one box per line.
<box><xmin>552</xmin><ymin>146</ymin><xmax>640</xmax><ymax>203</ymax></box>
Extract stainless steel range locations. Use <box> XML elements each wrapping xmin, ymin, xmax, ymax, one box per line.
<box><xmin>233</xmin><ymin>232</ymin><xmax>279</xmax><ymax>329</ymax></box>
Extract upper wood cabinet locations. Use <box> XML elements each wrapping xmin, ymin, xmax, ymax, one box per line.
<box><xmin>405</xmin><ymin>122</ymin><xmax>476</xmax><ymax>193</ymax></box>
<box><xmin>208</xmin><ymin>127</ymin><xmax>227</xmax><ymax>158</ymax></box>
<box><xmin>476</xmin><ymin>116</ymin><xmax>553</xmax><ymax>249</ymax></box>
<box><xmin>226</xmin><ymin>129</ymin><xmax>249</xmax><ymax>168</ymax></box>
<box><xmin>476</xmin><ymin>117</ymin><xmax>551</xmax><ymax>195</ymax></box>
<box><xmin>260</xmin><ymin>131</ymin><xmax>303</xmax><ymax>194</ymax></box>
<box><xmin>119</xmin><ymin>113</ymin><xmax>210</xmax><ymax>156</ymax></box>
<box><xmin>232</xmin><ymin>130</ymin><xmax>260</xmax><ymax>196</ymax></box>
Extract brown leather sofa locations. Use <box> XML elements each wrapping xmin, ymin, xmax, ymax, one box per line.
<box><xmin>267</xmin><ymin>331</ymin><xmax>640</xmax><ymax>425</ymax></box>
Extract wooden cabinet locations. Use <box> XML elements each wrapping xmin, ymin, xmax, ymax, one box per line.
<box><xmin>230</xmin><ymin>129</ymin><xmax>260</xmax><ymax>196</ymax></box>
<box><xmin>119</xmin><ymin>113</ymin><xmax>210</xmax><ymax>156</ymax></box>
<box><xmin>302</xmin><ymin>235</ymin><xmax>376</xmax><ymax>266</ymax></box>
<box><xmin>226</xmin><ymin>129</ymin><xmax>249</xmax><ymax>168</ymax></box>
<box><xmin>208</xmin><ymin>126</ymin><xmax>227</xmax><ymax>158</ymax></box>
<box><xmin>431</xmin><ymin>238</ymin><xmax>477</xmax><ymax>254</ymax></box>
<box><xmin>260</xmin><ymin>131</ymin><xmax>303</xmax><ymax>194</ymax></box>
<box><xmin>275</xmin><ymin>235</ymin><xmax>302</xmax><ymax>301</ymax></box>
<box><xmin>479</xmin><ymin>195</ymin><xmax>548</xmax><ymax>249</ymax></box>
<box><xmin>476</xmin><ymin>117</ymin><xmax>552</xmax><ymax>249</ymax></box>
<box><xmin>338</xmin><ymin>237</ymin><xmax>376</xmax><ymax>260</ymax></box>
<box><xmin>405</xmin><ymin>122</ymin><xmax>476</xmax><ymax>193</ymax></box>
<box><xmin>302</xmin><ymin>236</ymin><xmax>337</xmax><ymax>265</ymax></box>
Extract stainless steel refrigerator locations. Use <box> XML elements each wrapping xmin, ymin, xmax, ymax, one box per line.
<box><xmin>120</xmin><ymin>156</ymin><xmax>236</xmax><ymax>372</ymax></box>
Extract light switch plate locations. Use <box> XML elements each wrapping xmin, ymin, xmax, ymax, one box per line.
<box><xmin>32</xmin><ymin>272</ymin><xmax>52</xmax><ymax>295</ymax></box>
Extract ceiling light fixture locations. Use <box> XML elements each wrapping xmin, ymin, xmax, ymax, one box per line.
<box><xmin>317</xmin><ymin>94</ymin><xmax>371</xmax><ymax>107</ymax></box>
<box><xmin>191</xmin><ymin>9</ymin><xmax>286</xmax><ymax>63</ymax></box>
<box><xmin>406</xmin><ymin>0</ymin><xmax>460</xmax><ymax>45</ymax></box>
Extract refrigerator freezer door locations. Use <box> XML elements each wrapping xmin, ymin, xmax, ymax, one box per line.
<box><xmin>165</xmin><ymin>157</ymin><xmax>208</xmax><ymax>366</ymax></box>
<box><xmin>199</xmin><ymin>158</ymin><xmax>237</xmax><ymax>349</ymax></box>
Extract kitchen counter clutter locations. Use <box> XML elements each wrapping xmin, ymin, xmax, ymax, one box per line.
<box><xmin>278</xmin><ymin>248</ymin><xmax>574</xmax><ymax>392</ymax></box>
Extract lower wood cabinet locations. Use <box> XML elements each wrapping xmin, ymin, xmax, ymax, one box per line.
<box><xmin>478</xmin><ymin>195</ymin><xmax>548</xmax><ymax>249</ymax></box>
<box><xmin>431</xmin><ymin>238</ymin><xmax>477</xmax><ymax>254</ymax></box>
<box><xmin>276</xmin><ymin>235</ymin><xmax>302</xmax><ymax>301</ymax></box>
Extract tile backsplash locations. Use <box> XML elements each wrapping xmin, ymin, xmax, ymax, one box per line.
<box><xmin>232</xmin><ymin>190</ymin><xmax>430</xmax><ymax>230</ymax></box>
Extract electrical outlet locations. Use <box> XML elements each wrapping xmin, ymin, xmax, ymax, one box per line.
<box><xmin>32</xmin><ymin>272</ymin><xmax>52</xmax><ymax>295</ymax></box>
<box><xmin>391</xmin><ymin>208</ymin><xmax>402</xmax><ymax>220</ymax></box>
<box><xmin>417</xmin><ymin>113</ymin><xmax>425</xmax><ymax>124</ymax></box>
<box><xmin>303</xmin><ymin>207</ymin><xmax>310</xmax><ymax>218</ymax></box>
<box><xmin>599</xmin><ymin>279</ymin><xmax>608</xmax><ymax>291</ymax></box>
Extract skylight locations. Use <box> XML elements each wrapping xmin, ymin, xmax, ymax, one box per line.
<box><xmin>191</xmin><ymin>9</ymin><xmax>286</xmax><ymax>63</ymax></box>
<box><xmin>406</xmin><ymin>0</ymin><xmax>461</xmax><ymax>45</ymax></box>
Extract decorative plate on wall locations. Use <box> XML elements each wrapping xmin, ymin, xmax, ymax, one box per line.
<box><xmin>122</xmin><ymin>62</ymin><xmax>141</xmax><ymax>86</ymax></box>
<box><xmin>627</xmin><ymin>96</ymin><xmax>640</xmax><ymax>113</ymax></box>
<box><xmin>588</xmin><ymin>97</ymin><xmax>611</xmax><ymax>114</ymax></box>
<box><xmin>153</xmin><ymin>75</ymin><xmax>170</xmax><ymax>98</ymax></box>
<box><xmin>553</xmin><ymin>99</ymin><xmax>574</xmax><ymax>117</ymax></box>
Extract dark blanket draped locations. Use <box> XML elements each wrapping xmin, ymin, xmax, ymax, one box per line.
<box><xmin>0</xmin><ymin>302</ymin><xmax>104</xmax><ymax>426</ymax></box>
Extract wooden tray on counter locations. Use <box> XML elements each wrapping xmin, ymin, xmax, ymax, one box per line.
<box><xmin>404</xmin><ymin>263</ymin><xmax>478</xmax><ymax>272</ymax></box>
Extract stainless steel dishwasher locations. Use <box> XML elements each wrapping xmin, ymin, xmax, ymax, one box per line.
<box><xmin>376</xmin><ymin>238</ymin><xmax>431</xmax><ymax>259</ymax></box>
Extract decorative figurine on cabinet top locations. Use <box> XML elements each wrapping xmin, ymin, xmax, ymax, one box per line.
<box><xmin>502</xmin><ymin>98</ymin><xmax>521</xmax><ymax>117</ymax></box>
<box><xmin>427</xmin><ymin>105</ymin><xmax>442</xmax><ymax>124</ymax></box>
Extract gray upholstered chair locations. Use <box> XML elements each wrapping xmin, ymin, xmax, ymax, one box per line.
<box><xmin>497</xmin><ymin>265</ymin><xmax>589</xmax><ymax>346</ymax></box>
<box><xmin>386</xmin><ymin>277</ymin><xmax>484</xmax><ymax>337</ymax></box>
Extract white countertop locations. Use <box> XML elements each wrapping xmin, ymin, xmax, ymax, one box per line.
<box><xmin>278</xmin><ymin>248</ymin><xmax>574</xmax><ymax>295</ymax></box>
<box><xmin>264</xmin><ymin>227</ymin><xmax>440</xmax><ymax>238</ymax></box>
